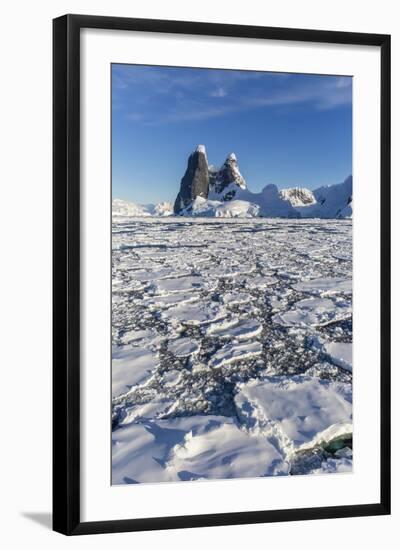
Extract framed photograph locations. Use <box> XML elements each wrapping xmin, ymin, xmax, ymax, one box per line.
<box><xmin>53</xmin><ymin>14</ymin><xmax>391</xmax><ymax>535</ymax></box>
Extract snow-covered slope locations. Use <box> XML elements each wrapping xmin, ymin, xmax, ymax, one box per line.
<box><xmin>112</xmin><ymin>199</ymin><xmax>173</xmax><ymax>218</ymax></box>
<box><xmin>179</xmin><ymin>185</ymin><xmax>300</xmax><ymax>218</ymax></box>
<box><xmin>172</xmin><ymin>145</ymin><xmax>352</xmax><ymax>218</ymax></box>
<box><xmin>279</xmin><ymin>187</ymin><xmax>316</xmax><ymax>207</ymax></box>
<box><xmin>115</xmin><ymin>147</ymin><xmax>352</xmax><ymax>220</ymax></box>
<box><xmin>150</xmin><ymin>201</ymin><xmax>174</xmax><ymax>216</ymax></box>
<box><xmin>209</xmin><ymin>152</ymin><xmax>247</xmax><ymax>201</ymax></box>
<box><xmin>112</xmin><ymin>198</ymin><xmax>152</xmax><ymax>217</ymax></box>
<box><xmin>236</xmin><ymin>184</ymin><xmax>300</xmax><ymax>218</ymax></box>
<box><xmin>179</xmin><ymin>196</ymin><xmax>259</xmax><ymax>218</ymax></box>
<box><xmin>297</xmin><ymin>176</ymin><xmax>353</xmax><ymax>219</ymax></box>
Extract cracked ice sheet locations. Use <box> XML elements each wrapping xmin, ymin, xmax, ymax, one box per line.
<box><xmin>222</xmin><ymin>292</ymin><xmax>253</xmax><ymax>305</ymax></box>
<box><xmin>293</xmin><ymin>277</ymin><xmax>352</xmax><ymax>296</ymax></box>
<box><xmin>245</xmin><ymin>275</ymin><xmax>278</xmax><ymax>289</ymax></box>
<box><xmin>130</xmin><ymin>267</ymin><xmax>188</xmax><ymax>282</ymax></box>
<box><xmin>120</xmin><ymin>328</ymin><xmax>164</xmax><ymax>348</ymax></box>
<box><xmin>323</xmin><ymin>342</ymin><xmax>352</xmax><ymax>372</ymax></box>
<box><xmin>112</xmin><ymin>346</ymin><xmax>159</xmax><ymax>398</ymax></box>
<box><xmin>273</xmin><ymin>297</ymin><xmax>351</xmax><ymax>327</ymax></box>
<box><xmin>112</xmin><ymin>415</ymin><xmax>287</xmax><ymax>484</ymax></box>
<box><xmin>161</xmin><ymin>302</ymin><xmax>227</xmax><ymax>326</ymax></box>
<box><xmin>211</xmin><ymin>341</ymin><xmax>263</xmax><ymax>367</ymax></box>
<box><xmin>206</xmin><ymin>318</ymin><xmax>262</xmax><ymax>341</ymax></box>
<box><xmin>112</xmin><ymin>218</ymin><xmax>352</xmax><ymax>482</ymax></box>
<box><xmin>145</xmin><ymin>291</ymin><xmax>200</xmax><ymax>309</ymax></box>
<box><xmin>151</xmin><ymin>275</ymin><xmax>213</xmax><ymax>294</ymax></box>
<box><xmin>307</xmin><ymin>456</ymin><xmax>352</xmax><ymax>474</ymax></box>
<box><xmin>168</xmin><ymin>337</ymin><xmax>200</xmax><ymax>357</ymax></box>
<box><xmin>235</xmin><ymin>375</ymin><xmax>352</xmax><ymax>452</ymax></box>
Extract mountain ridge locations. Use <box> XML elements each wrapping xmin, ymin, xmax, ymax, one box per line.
<box><xmin>114</xmin><ymin>145</ymin><xmax>352</xmax><ymax>219</ymax></box>
<box><xmin>173</xmin><ymin>145</ymin><xmax>352</xmax><ymax>219</ymax></box>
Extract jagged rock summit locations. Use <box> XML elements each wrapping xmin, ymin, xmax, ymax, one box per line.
<box><xmin>173</xmin><ymin>145</ymin><xmax>210</xmax><ymax>214</ymax></box>
<box><xmin>174</xmin><ymin>145</ymin><xmax>247</xmax><ymax>214</ymax></box>
<box><xmin>279</xmin><ymin>187</ymin><xmax>316</xmax><ymax>207</ymax></box>
<box><xmin>172</xmin><ymin>145</ymin><xmax>352</xmax><ymax>218</ymax></box>
<box><xmin>209</xmin><ymin>152</ymin><xmax>247</xmax><ymax>201</ymax></box>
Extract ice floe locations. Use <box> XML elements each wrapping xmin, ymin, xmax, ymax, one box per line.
<box><xmin>207</xmin><ymin>318</ymin><xmax>262</xmax><ymax>341</ymax></box>
<box><xmin>112</xmin><ymin>414</ymin><xmax>288</xmax><ymax>484</ymax></box>
<box><xmin>167</xmin><ymin>337</ymin><xmax>200</xmax><ymax>357</ymax></box>
<box><xmin>120</xmin><ymin>328</ymin><xmax>164</xmax><ymax>349</ymax></box>
<box><xmin>161</xmin><ymin>302</ymin><xmax>227</xmax><ymax>326</ymax></box>
<box><xmin>273</xmin><ymin>297</ymin><xmax>351</xmax><ymax>327</ymax></box>
<box><xmin>151</xmin><ymin>275</ymin><xmax>211</xmax><ymax>294</ymax></box>
<box><xmin>112</xmin><ymin>217</ymin><xmax>353</xmax><ymax>483</ymax></box>
<box><xmin>112</xmin><ymin>346</ymin><xmax>159</xmax><ymax>398</ymax></box>
<box><xmin>211</xmin><ymin>341</ymin><xmax>263</xmax><ymax>367</ymax></box>
<box><xmin>293</xmin><ymin>277</ymin><xmax>352</xmax><ymax>296</ymax></box>
<box><xmin>235</xmin><ymin>375</ymin><xmax>352</xmax><ymax>451</ymax></box>
<box><xmin>323</xmin><ymin>342</ymin><xmax>352</xmax><ymax>372</ymax></box>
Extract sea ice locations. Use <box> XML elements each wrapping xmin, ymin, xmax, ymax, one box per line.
<box><xmin>112</xmin><ymin>346</ymin><xmax>159</xmax><ymax>398</ymax></box>
<box><xmin>120</xmin><ymin>328</ymin><xmax>164</xmax><ymax>349</ymax></box>
<box><xmin>211</xmin><ymin>341</ymin><xmax>262</xmax><ymax>367</ymax></box>
<box><xmin>169</xmin><ymin>417</ymin><xmax>286</xmax><ymax>479</ymax></box>
<box><xmin>207</xmin><ymin>318</ymin><xmax>262</xmax><ymax>341</ymax></box>
<box><xmin>151</xmin><ymin>275</ymin><xmax>210</xmax><ymax>294</ymax></box>
<box><xmin>146</xmin><ymin>291</ymin><xmax>200</xmax><ymax>309</ymax></box>
<box><xmin>112</xmin><ymin>415</ymin><xmax>287</xmax><ymax>484</ymax></box>
<box><xmin>293</xmin><ymin>277</ymin><xmax>352</xmax><ymax>296</ymax></box>
<box><xmin>112</xmin><ymin>217</ymin><xmax>353</xmax><ymax>483</ymax></box>
<box><xmin>162</xmin><ymin>302</ymin><xmax>227</xmax><ymax>326</ymax></box>
<box><xmin>323</xmin><ymin>342</ymin><xmax>352</xmax><ymax>372</ymax></box>
<box><xmin>273</xmin><ymin>297</ymin><xmax>351</xmax><ymax>327</ymax></box>
<box><xmin>167</xmin><ymin>337</ymin><xmax>200</xmax><ymax>357</ymax></box>
<box><xmin>235</xmin><ymin>375</ymin><xmax>352</xmax><ymax>451</ymax></box>
<box><xmin>222</xmin><ymin>292</ymin><xmax>252</xmax><ymax>305</ymax></box>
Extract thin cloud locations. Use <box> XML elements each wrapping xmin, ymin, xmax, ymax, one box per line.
<box><xmin>113</xmin><ymin>66</ymin><xmax>352</xmax><ymax>125</ymax></box>
<box><xmin>210</xmin><ymin>87</ymin><xmax>228</xmax><ymax>98</ymax></box>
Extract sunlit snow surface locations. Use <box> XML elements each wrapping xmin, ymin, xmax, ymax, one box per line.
<box><xmin>112</xmin><ymin>217</ymin><xmax>352</xmax><ymax>484</ymax></box>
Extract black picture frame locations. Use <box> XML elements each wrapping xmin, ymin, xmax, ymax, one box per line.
<box><xmin>53</xmin><ymin>14</ymin><xmax>391</xmax><ymax>535</ymax></box>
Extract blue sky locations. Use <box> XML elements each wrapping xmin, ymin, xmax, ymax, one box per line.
<box><xmin>112</xmin><ymin>64</ymin><xmax>352</xmax><ymax>204</ymax></box>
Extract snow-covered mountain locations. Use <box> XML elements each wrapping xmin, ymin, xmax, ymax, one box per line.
<box><xmin>237</xmin><ymin>184</ymin><xmax>300</xmax><ymax>218</ymax></box>
<box><xmin>295</xmin><ymin>176</ymin><xmax>353</xmax><ymax>219</ymax></box>
<box><xmin>174</xmin><ymin>146</ymin><xmax>247</xmax><ymax>214</ymax></box>
<box><xmin>112</xmin><ymin>199</ymin><xmax>173</xmax><ymax>218</ymax></box>
<box><xmin>179</xmin><ymin>196</ymin><xmax>260</xmax><ymax>218</ymax></box>
<box><xmin>172</xmin><ymin>145</ymin><xmax>352</xmax><ymax>219</ymax></box>
<box><xmin>279</xmin><ymin>187</ymin><xmax>316</xmax><ymax>207</ymax></box>
<box><xmin>209</xmin><ymin>152</ymin><xmax>247</xmax><ymax>201</ymax></box>
<box><xmin>173</xmin><ymin>145</ymin><xmax>210</xmax><ymax>213</ymax></box>
<box><xmin>173</xmin><ymin>146</ymin><xmax>308</xmax><ymax>218</ymax></box>
<box><xmin>112</xmin><ymin>198</ymin><xmax>152</xmax><ymax>217</ymax></box>
<box><xmin>175</xmin><ymin>184</ymin><xmax>299</xmax><ymax>219</ymax></box>
<box><xmin>150</xmin><ymin>201</ymin><xmax>174</xmax><ymax>216</ymax></box>
<box><xmin>115</xmin><ymin>146</ymin><xmax>352</xmax><ymax>220</ymax></box>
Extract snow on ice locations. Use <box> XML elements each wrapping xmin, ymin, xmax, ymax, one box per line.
<box><xmin>112</xmin><ymin>216</ymin><xmax>353</xmax><ymax>483</ymax></box>
<box><xmin>323</xmin><ymin>342</ymin><xmax>352</xmax><ymax>372</ymax></box>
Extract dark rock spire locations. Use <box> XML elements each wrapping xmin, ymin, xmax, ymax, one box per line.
<box><xmin>174</xmin><ymin>145</ymin><xmax>210</xmax><ymax>214</ymax></box>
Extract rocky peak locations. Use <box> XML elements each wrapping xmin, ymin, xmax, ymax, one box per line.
<box><xmin>195</xmin><ymin>144</ymin><xmax>207</xmax><ymax>156</ymax></box>
<box><xmin>173</xmin><ymin>145</ymin><xmax>210</xmax><ymax>214</ymax></box>
<box><xmin>174</xmin><ymin>146</ymin><xmax>249</xmax><ymax>213</ymax></box>
<box><xmin>279</xmin><ymin>187</ymin><xmax>316</xmax><ymax>207</ymax></box>
<box><xmin>209</xmin><ymin>152</ymin><xmax>247</xmax><ymax>201</ymax></box>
